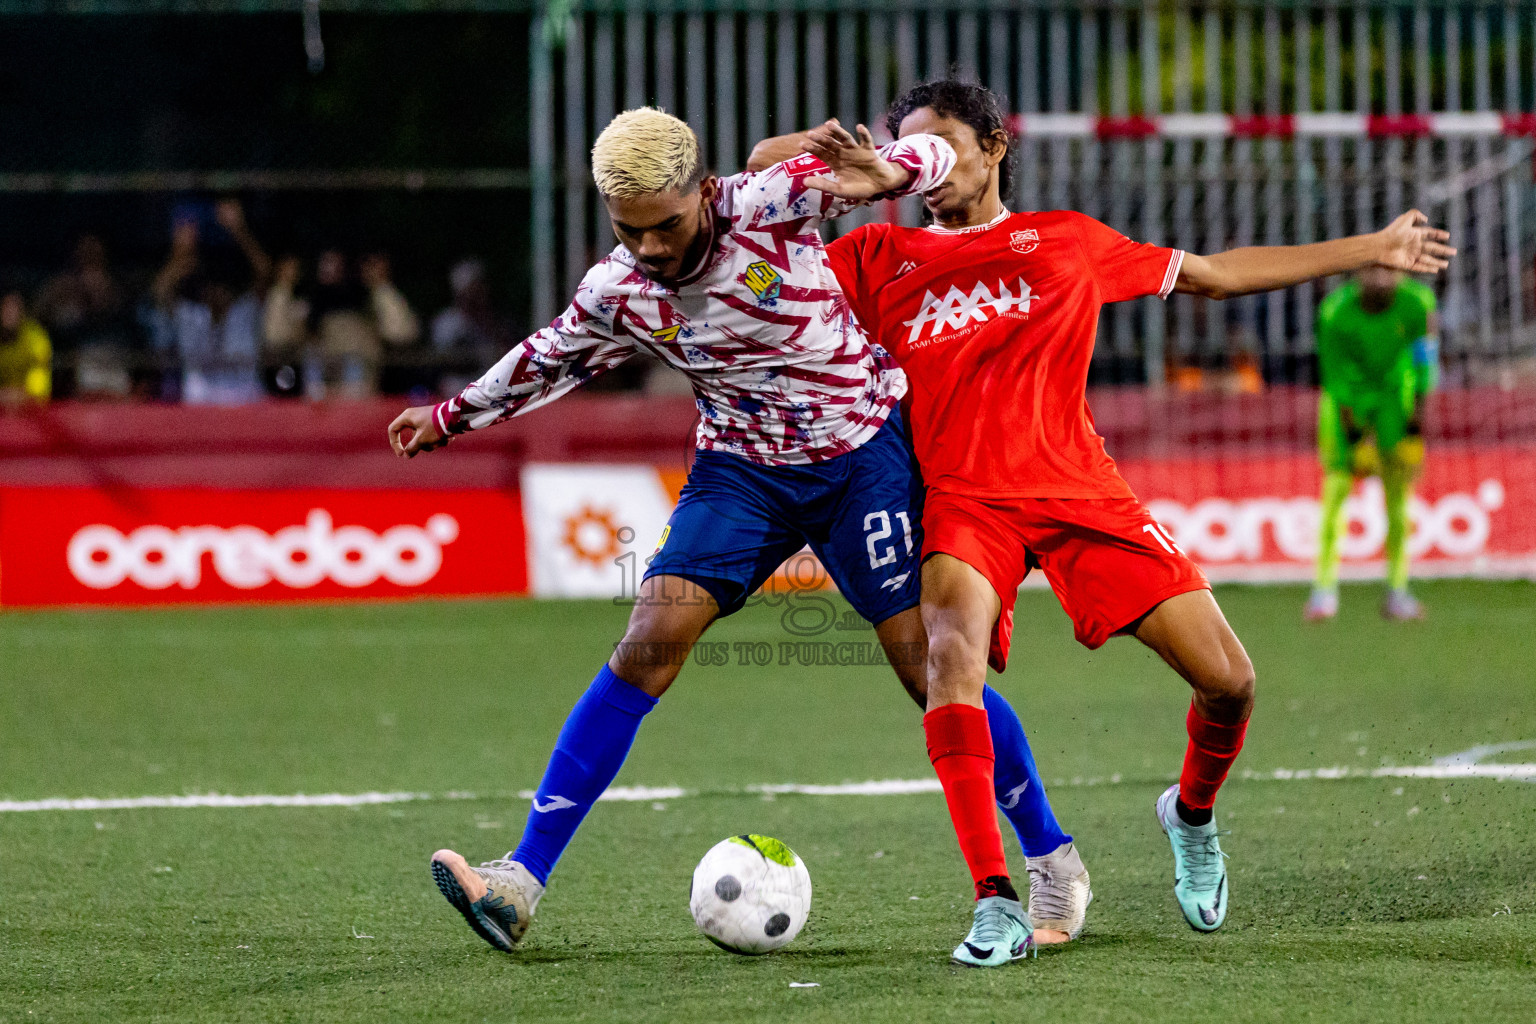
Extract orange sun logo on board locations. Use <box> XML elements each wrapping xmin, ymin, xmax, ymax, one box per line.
<box><xmin>1010</xmin><ymin>229</ymin><xmax>1040</xmax><ymax>254</ymax></box>
<box><xmin>563</xmin><ymin>505</ymin><xmax>623</xmax><ymax>567</ymax></box>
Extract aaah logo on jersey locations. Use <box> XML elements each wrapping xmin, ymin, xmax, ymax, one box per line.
<box><xmin>903</xmin><ymin>278</ymin><xmax>1036</xmax><ymax>343</ymax></box>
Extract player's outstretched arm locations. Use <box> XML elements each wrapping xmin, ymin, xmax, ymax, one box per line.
<box><xmin>744</xmin><ymin>120</ymin><xmax>955</xmax><ymax>200</ymax></box>
<box><xmin>1176</xmin><ymin>210</ymin><xmax>1455</xmax><ymax>300</ymax></box>
<box><xmin>795</xmin><ymin>120</ymin><xmax>911</xmax><ymax>200</ymax></box>
<box><xmin>794</xmin><ymin>120</ymin><xmax>961</xmax><ymax>203</ymax></box>
<box><xmin>746</xmin><ymin>121</ymin><xmax>901</xmax><ymax>180</ymax></box>
<box><xmin>387</xmin><ymin>268</ymin><xmax>635</xmax><ymax>459</ymax></box>
<box><xmin>746</xmin><ymin>132</ymin><xmax>811</xmax><ymax>173</ymax></box>
<box><xmin>728</xmin><ymin>121</ymin><xmax>953</xmax><ymax>232</ymax></box>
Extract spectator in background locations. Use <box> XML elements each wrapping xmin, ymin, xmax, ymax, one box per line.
<box><xmin>0</xmin><ymin>290</ymin><xmax>52</xmax><ymax>406</ymax></box>
<box><xmin>265</xmin><ymin>248</ymin><xmax>419</xmax><ymax>399</ymax></box>
<box><xmin>34</xmin><ymin>233</ymin><xmax>136</xmax><ymax>398</ymax></box>
<box><xmin>149</xmin><ymin>199</ymin><xmax>271</xmax><ymax>405</ymax></box>
<box><xmin>430</xmin><ymin>259</ymin><xmax>509</xmax><ymax>396</ymax></box>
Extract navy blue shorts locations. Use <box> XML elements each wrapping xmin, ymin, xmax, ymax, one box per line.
<box><xmin>644</xmin><ymin>409</ymin><xmax>923</xmax><ymax>625</ymax></box>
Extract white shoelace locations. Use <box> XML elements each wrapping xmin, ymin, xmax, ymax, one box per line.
<box><xmin>1026</xmin><ymin>865</ymin><xmax>1080</xmax><ymax>923</ymax></box>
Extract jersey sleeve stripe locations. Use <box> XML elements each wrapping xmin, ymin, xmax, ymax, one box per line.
<box><xmin>432</xmin><ymin>400</ymin><xmax>453</xmax><ymax>435</ymax></box>
<box><xmin>1158</xmin><ymin>250</ymin><xmax>1186</xmax><ymax>300</ymax></box>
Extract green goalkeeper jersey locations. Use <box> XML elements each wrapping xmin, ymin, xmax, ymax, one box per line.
<box><xmin>1315</xmin><ymin>278</ymin><xmax>1438</xmax><ymax>410</ymax></box>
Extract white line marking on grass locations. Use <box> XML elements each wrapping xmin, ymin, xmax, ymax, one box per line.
<box><xmin>0</xmin><ymin>791</ymin><xmax>436</xmax><ymax>812</ymax></box>
<box><xmin>4</xmin><ymin>761</ymin><xmax>1532</xmax><ymax>813</ymax></box>
<box><xmin>1432</xmin><ymin>740</ymin><xmax>1536</xmax><ymax>766</ymax></box>
<box><xmin>1372</xmin><ymin>764</ymin><xmax>1536</xmax><ymax>780</ymax></box>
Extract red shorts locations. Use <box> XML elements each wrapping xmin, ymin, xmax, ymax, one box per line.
<box><xmin>922</xmin><ymin>490</ymin><xmax>1210</xmax><ymax>671</ymax></box>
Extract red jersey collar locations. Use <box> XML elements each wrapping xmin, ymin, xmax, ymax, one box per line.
<box><xmin>924</xmin><ymin>207</ymin><xmax>1012</xmax><ymax>235</ymax></box>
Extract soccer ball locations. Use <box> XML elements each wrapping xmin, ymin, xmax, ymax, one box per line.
<box><xmin>689</xmin><ymin>834</ymin><xmax>812</xmax><ymax>955</ymax></box>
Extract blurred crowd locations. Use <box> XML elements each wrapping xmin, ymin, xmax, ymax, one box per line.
<box><xmin>0</xmin><ymin>199</ymin><xmax>535</xmax><ymax>408</ymax></box>
<box><xmin>17</xmin><ymin>197</ymin><xmax>1486</xmax><ymax>408</ymax></box>
<box><xmin>0</xmin><ymin>199</ymin><xmax>1269</xmax><ymax>408</ymax></box>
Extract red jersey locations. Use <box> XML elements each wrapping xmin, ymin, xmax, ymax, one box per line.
<box><xmin>828</xmin><ymin>210</ymin><xmax>1183</xmax><ymax>498</ymax></box>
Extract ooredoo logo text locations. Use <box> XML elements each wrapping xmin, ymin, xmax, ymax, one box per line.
<box><xmin>66</xmin><ymin>510</ymin><xmax>460</xmax><ymax>591</ymax></box>
<box><xmin>1148</xmin><ymin>479</ymin><xmax>1505</xmax><ymax>564</ymax></box>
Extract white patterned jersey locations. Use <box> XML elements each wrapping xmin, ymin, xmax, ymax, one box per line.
<box><xmin>431</xmin><ymin>134</ymin><xmax>957</xmax><ymax>465</ymax></box>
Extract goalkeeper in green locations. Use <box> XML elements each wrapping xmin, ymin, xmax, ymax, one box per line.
<box><xmin>1307</xmin><ymin>266</ymin><xmax>1439</xmax><ymax>621</ymax></box>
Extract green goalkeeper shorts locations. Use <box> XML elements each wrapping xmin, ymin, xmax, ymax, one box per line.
<box><xmin>1317</xmin><ymin>382</ymin><xmax>1416</xmax><ymax>475</ymax></box>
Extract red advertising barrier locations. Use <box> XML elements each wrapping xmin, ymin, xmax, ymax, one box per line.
<box><xmin>0</xmin><ymin>487</ymin><xmax>527</xmax><ymax>607</ymax></box>
<box><xmin>0</xmin><ymin>395</ymin><xmax>700</xmax><ymax>490</ymax></box>
<box><xmin>1123</xmin><ymin>447</ymin><xmax>1536</xmax><ymax>581</ymax></box>
<box><xmin>0</xmin><ymin>388</ymin><xmax>1530</xmax><ymax>606</ymax></box>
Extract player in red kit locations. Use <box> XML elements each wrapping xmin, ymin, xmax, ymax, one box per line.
<box><xmin>750</xmin><ymin>80</ymin><xmax>1454</xmax><ymax>965</ymax></box>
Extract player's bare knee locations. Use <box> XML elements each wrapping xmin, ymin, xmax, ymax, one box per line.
<box><xmin>1196</xmin><ymin>650</ymin><xmax>1255</xmax><ymax>719</ymax></box>
<box><xmin>610</xmin><ymin>614</ymin><xmax>692</xmax><ymax>697</ymax></box>
<box><xmin>924</xmin><ymin>627</ymin><xmax>988</xmax><ymax>704</ymax></box>
<box><xmin>608</xmin><ymin>639</ymin><xmax>683</xmax><ymax>697</ymax></box>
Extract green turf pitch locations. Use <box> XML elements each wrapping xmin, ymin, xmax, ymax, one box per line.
<box><xmin>2</xmin><ymin>580</ymin><xmax>1534</xmax><ymax>1022</ymax></box>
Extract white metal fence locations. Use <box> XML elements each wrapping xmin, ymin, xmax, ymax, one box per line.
<box><xmin>529</xmin><ymin>1</ymin><xmax>1536</xmax><ymax>385</ymax></box>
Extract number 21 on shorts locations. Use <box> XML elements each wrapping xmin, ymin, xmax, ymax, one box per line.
<box><xmin>864</xmin><ymin>509</ymin><xmax>915</xmax><ymax>569</ymax></box>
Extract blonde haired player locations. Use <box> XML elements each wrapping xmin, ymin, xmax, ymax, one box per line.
<box><xmin>388</xmin><ymin>109</ymin><xmax>1079</xmax><ymax>958</ymax></box>
<box><xmin>590</xmin><ymin>105</ymin><xmax>705</xmax><ymax>197</ymax></box>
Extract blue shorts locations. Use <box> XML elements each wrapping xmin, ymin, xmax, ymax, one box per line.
<box><xmin>645</xmin><ymin>409</ymin><xmax>923</xmax><ymax>625</ymax></box>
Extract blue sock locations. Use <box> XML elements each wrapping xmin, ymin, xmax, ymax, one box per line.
<box><xmin>984</xmin><ymin>684</ymin><xmax>1071</xmax><ymax>858</ymax></box>
<box><xmin>511</xmin><ymin>665</ymin><xmax>658</xmax><ymax>885</ymax></box>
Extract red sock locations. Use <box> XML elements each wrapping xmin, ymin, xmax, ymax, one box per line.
<box><xmin>1179</xmin><ymin>702</ymin><xmax>1249</xmax><ymax>809</ymax></box>
<box><xmin>924</xmin><ymin>704</ymin><xmax>1010</xmax><ymax>899</ymax></box>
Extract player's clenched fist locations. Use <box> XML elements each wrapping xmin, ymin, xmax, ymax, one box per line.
<box><xmin>388</xmin><ymin>405</ymin><xmax>451</xmax><ymax>458</ymax></box>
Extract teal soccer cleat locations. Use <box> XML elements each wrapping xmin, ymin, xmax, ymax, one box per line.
<box><xmin>1155</xmin><ymin>784</ymin><xmax>1229</xmax><ymax>932</ymax></box>
<box><xmin>950</xmin><ymin>895</ymin><xmax>1035</xmax><ymax>967</ymax></box>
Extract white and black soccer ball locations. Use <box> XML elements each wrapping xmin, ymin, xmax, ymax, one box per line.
<box><xmin>689</xmin><ymin>834</ymin><xmax>812</xmax><ymax>955</ymax></box>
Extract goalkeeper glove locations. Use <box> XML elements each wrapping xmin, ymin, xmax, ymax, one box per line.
<box><xmin>1393</xmin><ymin>403</ymin><xmax>1427</xmax><ymax>471</ymax></box>
<box><xmin>1392</xmin><ymin>436</ymin><xmax>1426</xmax><ymax>470</ymax></box>
<box><xmin>1351</xmin><ymin>437</ymin><xmax>1383</xmax><ymax>477</ymax></box>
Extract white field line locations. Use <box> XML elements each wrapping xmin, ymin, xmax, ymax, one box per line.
<box><xmin>1248</xmin><ymin>764</ymin><xmax>1536</xmax><ymax>781</ymax></box>
<box><xmin>1433</xmin><ymin>739</ymin><xmax>1536</xmax><ymax>766</ymax></box>
<box><xmin>0</xmin><ymin>791</ymin><xmax>437</xmax><ymax>812</ymax></box>
<box><xmin>0</xmin><ymin>762</ymin><xmax>1531</xmax><ymax>814</ymax></box>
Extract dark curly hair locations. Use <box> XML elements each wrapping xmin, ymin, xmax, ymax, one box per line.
<box><xmin>886</xmin><ymin>78</ymin><xmax>1014</xmax><ymax>200</ymax></box>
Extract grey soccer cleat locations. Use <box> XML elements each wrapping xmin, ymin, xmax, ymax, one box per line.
<box><xmin>430</xmin><ymin>849</ymin><xmax>544</xmax><ymax>953</ymax></box>
<box><xmin>1381</xmin><ymin>588</ymin><xmax>1424</xmax><ymax>621</ymax></box>
<box><xmin>1025</xmin><ymin>841</ymin><xmax>1094</xmax><ymax>942</ymax></box>
<box><xmin>1304</xmin><ymin>586</ymin><xmax>1339</xmax><ymax>622</ymax></box>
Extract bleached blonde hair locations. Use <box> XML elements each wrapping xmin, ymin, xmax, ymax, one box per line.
<box><xmin>591</xmin><ymin>107</ymin><xmax>705</xmax><ymax>199</ymax></box>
